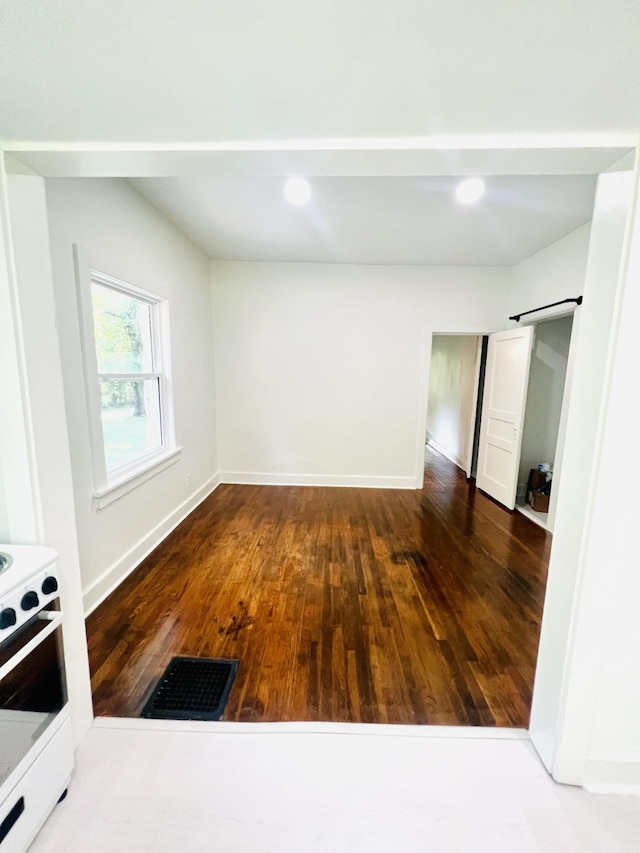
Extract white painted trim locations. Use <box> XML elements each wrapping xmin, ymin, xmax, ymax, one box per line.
<box><xmin>4</xmin><ymin>135</ymin><xmax>637</xmax><ymax>151</ymax></box>
<box><xmin>3</xmin><ymin>154</ymin><xmax>39</xmax><ymax>176</ymax></box>
<box><xmin>546</xmin><ymin>309</ymin><xmax>580</xmax><ymax>534</ymax></box>
<box><xmin>529</xmin><ymin>164</ymin><xmax>640</xmax><ymax>785</ymax></box>
<box><xmin>427</xmin><ymin>439</ymin><xmax>465</xmax><ymax>472</ymax></box>
<box><xmin>0</xmin><ymin>158</ymin><xmax>45</xmax><ymax>541</ymax></box>
<box><xmin>73</xmin><ymin>245</ymin><xmax>108</xmax><ymax>492</ymax></box>
<box><xmin>93</xmin><ymin>716</ymin><xmax>530</xmax><ymax>740</ymax></box>
<box><xmin>92</xmin><ymin>447</ymin><xmax>182</xmax><ymax>509</ymax></box>
<box><xmin>465</xmin><ymin>336</ymin><xmax>484</xmax><ymax>478</ymax></box>
<box><xmin>83</xmin><ymin>474</ymin><xmax>221</xmax><ymax>615</ymax></box>
<box><xmin>579</xmin><ymin>752</ymin><xmax>640</xmax><ymax>793</ymax></box>
<box><xmin>90</xmin><ymin>267</ymin><xmax>162</xmax><ymax>305</ymax></box>
<box><xmin>77</xmin><ymin>259</ymin><xmax>178</xmax><ymax>495</ymax></box>
<box><xmin>2</xmin><ymin>138</ymin><xmax>638</xmax><ymax>793</ymax></box>
<box><xmin>419</xmin><ymin>326</ymin><xmax>496</xmax><ymax>489</ymax></box>
<box><xmin>219</xmin><ymin>472</ymin><xmax>415</xmax><ymax>490</ymax></box>
<box><xmin>5</xmin><ymin>141</ymin><xmax>633</xmax><ymax>186</ymax></box>
<box><xmin>588</xmin><ymin>750</ymin><xmax>640</xmax><ymax>764</ymax></box>
<box><xmin>414</xmin><ymin>325</ymin><xmax>432</xmax><ymax>488</ymax></box>
<box><xmin>552</xmin><ymin>170</ymin><xmax>640</xmax><ymax>781</ymax></box>
<box><xmin>584</xmin><ymin>783</ymin><xmax>640</xmax><ymax>796</ymax></box>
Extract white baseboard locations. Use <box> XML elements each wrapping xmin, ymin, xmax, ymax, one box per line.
<box><xmin>219</xmin><ymin>471</ymin><xmax>415</xmax><ymax>489</ymax></box>
<box><xmin>426</xmin><ymin>439</ymin><xmax>465</xmax><ymax>472</ymax></box>
<box><xmin>584</xmin><ymin>781</ymin><xmax>640</xmax><ymax>795</ymax></box>
<box><xmin>579</xmin><ymin>752</ymin><xmax>640</xmax><ymax>794</ymax></box>
<box><xmin>94</xmin><ymin>716</ymin><xmax>530</xmax><ymax>740</ymax></box>
<box><xmin>83</xmin><ymin>473</ymin><xmax>221</xmax><ymax>616</ymax></box>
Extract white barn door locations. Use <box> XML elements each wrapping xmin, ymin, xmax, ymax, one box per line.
<box><xmin>476</xmin><ymin>326</ymin><xmax>534</xmax><ymax>509</ymax></box>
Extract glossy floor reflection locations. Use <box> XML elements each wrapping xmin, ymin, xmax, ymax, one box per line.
<box><xmin>88</xmin><ymin>448</ymin><xmax>551</xmax><ymax>726</ymax></box>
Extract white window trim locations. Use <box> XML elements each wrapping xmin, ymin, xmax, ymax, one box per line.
<box><xmin>91</xmin><ymin>446</ymin><xmax>182</xmax><ymax>509</ymax></box>
<box><xmin>73</xmin><ymin>246</ymin><xmax>179</xmax><ymax>508</ymax></box>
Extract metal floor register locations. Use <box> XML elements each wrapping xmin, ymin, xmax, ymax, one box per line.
<box><xmin>142</xmin><ymin>657</ymin><xmax>239</xmax><ymax>721</ymax></box>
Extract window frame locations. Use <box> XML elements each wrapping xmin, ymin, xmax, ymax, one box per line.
<box><xmin>74</xmin><ymin>247</ymin><xmax>180</xmax><ymax>509</ymax></box>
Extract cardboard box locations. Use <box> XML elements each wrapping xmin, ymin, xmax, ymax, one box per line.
<box><xmin>527</xmin><ymin>468</ymin><xmax>551</xmax><ymax>512</ymax></box>
<box><xmin>527</xmin><ymin>489</ymin><xmax>550</xmax><ymax>513</ymax></box>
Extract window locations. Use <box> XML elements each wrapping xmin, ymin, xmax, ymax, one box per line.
<box><xmin>79</xmin><ymin>266</ymin><xmax>178</xmax><ymax>507</ymax></box>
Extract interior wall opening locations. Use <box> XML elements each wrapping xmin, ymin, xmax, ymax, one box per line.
<box><xmin>515</xmin><ymin>313</ymin><xmax>575</xmax><ymax>532</ymax></box>
<box><xmin>1</xmin><ymin>146</ymin><xmax>636</xmax><ymax>760</ymax></box>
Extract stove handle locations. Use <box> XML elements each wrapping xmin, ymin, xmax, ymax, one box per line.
<box><xmin>0</xmin><ymin>796</ymin><xmax>25</xmax><ymax>844</ymax></box>
<box><xmin>0</xmin><ymin>613</ymin><xmax>63</xmax><ymax>682</ymax></box>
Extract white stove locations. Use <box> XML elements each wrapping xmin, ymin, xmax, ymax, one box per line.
<box><xmin>0</xmin><ymin>546</ymin><xmax>60</xmax><ymax>641</ymax></box>
<box><xmin>0</xmin><ymin>545</ymin><xmax>73</xmax><ymax>853</ymax></box>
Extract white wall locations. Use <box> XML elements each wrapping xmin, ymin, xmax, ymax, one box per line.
<box><xmin>518</xmin><ymin>315</ymin><xmax>573</xmax><ymax>491</ymax></box>
<box><xmin>570</xmin><ymin>176</ymin><xmax>640</xmax><ymax>788</ymax></box>
<box><xmin>426</xmin><ymin>335</ymin><xmax>479</xmax><ymax>469</ymax></box>
<box><xmin>509</xmin><ymin>223</ymin><xmax>591</xmax><ymax>526</ymax></box>
<box><xmin>0</xmin><ymin>185</ymin><xmax>39</xmax><ymax>544</ymax></box>
<box><xmin>510</xmin><ymin>223</ymin><xmax>591</xmax><ymax>319</ymax></box>
<box><xmin>1</xmin><ymin>173</ymin><xmax>93</xmax><ymax>745</ymax></box>
<box><xmin>45</xmin><ymin>179</ymin><xmax>218</xmax><ymax>612</ymax></box>
<box><xmin>529</xmin><ymin>168</ymin><xmax>640</xmax><ymax>789</ymax></box>
<box><xmin>211</xmin><ymin>261</ymin><xmax>509</xmax><ymax>487</ymax></box>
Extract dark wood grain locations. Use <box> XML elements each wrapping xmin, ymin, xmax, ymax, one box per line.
<box><xmin>87</xmin><ymin>448</ymin><xmax>551</xmax><ymax>726</ymax></box>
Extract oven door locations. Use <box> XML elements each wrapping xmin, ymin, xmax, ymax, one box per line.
<box><xmin>0</xmin><ymin>604</ymin><xmax>67</xmax><ymax>791</ymax></box>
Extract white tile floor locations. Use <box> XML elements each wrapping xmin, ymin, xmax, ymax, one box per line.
<box><xmin>30</xmin><ymin>720</ymin><xmax>640</xmax><ymax>853</ymax></box>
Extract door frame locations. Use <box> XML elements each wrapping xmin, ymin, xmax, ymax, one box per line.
<box><xmin>517</xmin><ymin>305</ymin><xmax>580</xmax><ymax>533</ymax></box>
<box><xmin>412</xmin><ymin>158</ymin><xmax>640</xmax><ymax>790</ymax></box>
<box><xmin>2</xmin><ymin>141</ymin><xmax>639</xmax><ymax>791</ymax></box>
<box><xmin>464</xmin><ymin>335</ymin><xmax>486</xmax><ymax>479</ymax></box>
<box><xmin>416</xmin><ymin>327</ymin><xmax>495</xmax><ymax>489</ymax></box>
<box><xmin>421</xmin><ymin>331</ymin><xmax>486</xmax><ymax>477</ymax></box>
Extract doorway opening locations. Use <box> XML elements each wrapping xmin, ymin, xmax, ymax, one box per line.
<box><xmin>425</xmin><ymin>333</ymin><xmax>489</xmax><ymax>480</ymax></box>
<box><xmin>423</xmin><ymin>328</ymin><xmax>555</xmax><ymax>727</ymax></box>
<box><xmin>426</xmin><ymin>313</ymin><xmax>577</xmax><ymax>533</ymax></box>
<box><xmin>3</xmin><ymin>146</ymin><xmax>636</xmax><ymax>780</ymax></box>
<box><xmin>421</xmin><ymin>301</ymin><xmax>581</xmax><ymax>729</ymax></box>
<box><xmin>515</xmin><ymin>313</ymin><xmax>574</xmax><ymax>532</ymax></box>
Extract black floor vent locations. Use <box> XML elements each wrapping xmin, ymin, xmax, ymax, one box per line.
<box><xmin>142</xmin><ymin>657</ymin><xmax>238</xmax><ymax>721</ymax></box>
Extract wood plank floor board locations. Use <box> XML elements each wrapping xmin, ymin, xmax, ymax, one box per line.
<box><xmin>87</xmin><ymin>448</ymin><xmax>550</xmax><ymax>726</ymax></box>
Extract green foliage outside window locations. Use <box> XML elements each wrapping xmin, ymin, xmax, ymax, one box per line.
<box><xmin>92</xmin><ymin>284</ymin><xmax>152</xmax><ymax>414</ymax></box>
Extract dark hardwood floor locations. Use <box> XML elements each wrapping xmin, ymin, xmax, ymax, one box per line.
<box><xmin>87</xmin><ymin>448</ymin><xmax>551</xmax><ymax>726</ymax></box>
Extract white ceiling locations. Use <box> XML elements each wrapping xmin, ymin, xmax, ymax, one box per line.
<box><xmin>4</xmin><ymin>0</ymin><xmax>630</xmax><ymax>266</ymax></box>
<box><xmin>2</xmin><ymin>2</ymin><xmax>639</xmax><ymax>143</ymax></box>
<box><xmin>130</xmin><ymin>175</ymin><xmax>597</xmax><ymax>266</ymax></box>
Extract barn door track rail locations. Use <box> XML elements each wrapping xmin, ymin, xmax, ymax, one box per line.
<box><xmin>509</xmin><ymin>296</ymin><xmax>583</xmax><ymax>323</ymax></box>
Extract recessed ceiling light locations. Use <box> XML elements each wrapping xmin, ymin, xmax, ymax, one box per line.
<box><xmin>284</xmin><ymin>177</ymin><xmax>312</xmax><ymax>206</ymax></box>
<box><xmin>455</xmin><ymin>177</ymin><xmax>485</xmax><ymax>205</ymax></box>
